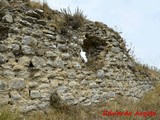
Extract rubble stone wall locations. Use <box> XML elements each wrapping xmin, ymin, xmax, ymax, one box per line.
<box><xmin>0</xmin><ymin>1</ymin><xmax>159</xmax><ymax>113</ymax></box>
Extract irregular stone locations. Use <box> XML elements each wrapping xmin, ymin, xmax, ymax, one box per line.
<box><xmin>28</xmin><ymin>82</ymin><xmax>38</xmax><ymax>88</ymax></box>
<box><xmin>57</xmin><ymin>44</ymin><xmax>68</xmax><ymax>52</ymax></box>
<box><xmin>68</xmin><ymin>81</ymin><xmax>79</xmax><ymax>88</ymax></box>
<box><xmin>30</xmin><ymin>90</ymin><xmax>41</xmax><ymax>99</ymax></box>
<box><xmin>111</xmin><ymin>47</ymin><xmax>121</xmax><ymax>53</ymax></box>
<box><xmin>35</xmin><ymin>9</ymin><xmax>44</xmax><ymax>15</ymax></box>
<box><xmin>38</xmin><ymin>84</ymin><xmax>50</xmax><ymax>89</ymax></box>
<box><xmin>82</xmin><ymin>99</ymin><xmax>91</xmax><ymax>106</ymax></box>
<box><xmin>0</xmin><ymin>0</ymin><xmax>9</xmax><ymax>7</ymax></box>
<box><xmin>61</xmin><ymin>53</ymin><xmax>70</xmax><ymax>60</ymax></box>
<box><xmin>11</xmin><ymin>44</ymin><xmax>20</xmax><ymax>53</ymax></box>
<box><xmin>3</xmin><ymin>70</ymin><xmax>15</xmax><ymax>78</ymax></box>
<box><xmin>67</xmin><ymin>70</ymin><xmax>76</xmax><ymax>79</ymax></box>
<box><xmin>23</xmin><ymin>28</ymin><xmax>34</xmax><ymax>35</ymax></box>
<box><xmin>9</xmin><ymin>78</ymin><xmax>25</xmax><ymax>90</ymax></box>
<box><xmin>62</xmin><ymin>93</ymin><xmax>75</xmax><ymax>101</ymax></box>
<box><xmin>31</xmin><ymin>56</ymin><xmax>46</xmax><ymax>68</ymax></box>
<box><xmin>57</xmin><ymin>85</ymin><xmax>70</xmax><ymax>93</ymax></box>
<box><xmin>67</xmin><ymin>99</ymin><xmax>78</xmax><ymax>105</ymax></box>
<box><xmin>0</xmin><ymin>94</ymin><xmax>9</xmax><ymax>106</ymax></box>
<box><xmin>99</xmin><ymin>82</ymin><xmax>106</xmax><ymax>87</ymax></box>
<box><xmin>41</xmin><ymin>92</ymin><xmax>51</xmax><ymax>101</ymax></box>
<box><xmin>54</xmin><ymin>57</ymin><xmax>64</xmax><ymax>68</ymax></box>
<box><xmin>17</xmin><ymin>70</ymin><xmax>30</xmax><ymax>79</ymax></box>
<box><xmin>81</xmin><ymin>90</ymin><xmax>92</xmax><ymax>98</ymax></box>
<box><xmin>23</xmin><ymin>16</ymin><xmax>37</xmax><ymax>23</ymax></box>
<box><xmin>10</xmin><ymin>91</ymin><xmax>22</xmax><ymax>102</ymax></box>
<box><xmin>26</xmin><ymin>10</ymin><xmax>41</xmax><ymax>19</ymax></box>
<box><xmin>37</xmin><ymin>20</ymin><xmax>46</xmax><ymax>26</ymax></box>
<box><xmin>32</xmin><ymin>30</ymin><xmax>43</xmax><ymax>38</ymax></box>
<box><xmin>80</xmin><ymin>79</ymin><xmax>89</xmax><ymax>86</ymax></box>
<box><xmin>0</xmin><ymin>81</ymin><xmax>6</xmax><ymax>90</ymax></box>
<box><xmin>51</xmin><ymin>80</ymin><xmax>59</xmax><ymax>88</ymax></box>
<box><xmin>19</xmin><ymin>56</ymin><xmax>31</xmax><ymax>66</ymax></box>
<box><xmin>91</xmin><ymin>94</ymin><xmax>100</xmax><ymax>101</ymax></box>
<box><xmin>22</xmin><ymin>36</ymin><xmax>37</xmax><ymax>46</ymax></box>
<box><xmin>13</xmin><ymin>64</ymin><xmax>24</xmax><ymax>71</ymax></box>
<box><xmin>22</xmin><ymin>45</ymin><xmax>35</xmax><ymax>55</ymax></box>
<box><xmin>38</xmin><ymin>102</ymin><xmax>49</xmax><ymax>110</ymax></box>
<box><xmin>36</xmin><ymin>48</ymin><xmax>46</xmax><ymax>56</ymax></box>
<box><xmin>40</xmin><ymin>77</ymin><xmax>49</xmax><ymax>83</ymax></box>
<box><xmin>45</xmin><ymin>51</ymin><xmax>57</xmax><ymax>58</ymax></box>
<box><xmin>89</xmin><ymin>82</ymin><xmax>99</xmax><ymax>89</ymax></box>
<box><xmin>56</xmin><ymin>35</ymin><xmax>66</xmax><ymax>43</ymax></box>
<box><xmin>79</xmin><ymin>97</ymin><xmax>86</xmax><ymax>102</ymax></box>
<box><xmin>2</xmin><ymin>13</ymin><xmax>13</xmax><ymax>23</ymax></box>
<box><xmin>19</xmin><ymin>19</ymin><xmax>32</xmax><ymax>27</ymax></box>
<box><xmin>85</xmin><ymin>75</ymin><xmax>94</xmax><ymax>80</ymax></box>
<box><xmin>0</xmin><ymin>55</ymin><xmax>6</xmax><ymax>64</ymax></box>
<box><xmin>76</xmin><ymin>74</ymin><xmax>85</xmax><ymax>80</ymax></box>
<box><xmin>42</xmin><ymin>29</ymin><xmax>56</xmax><ymax>35</ymax></box>
<box><xmin>96</xmin><ymin>69</ymin><xmax>105</xmax><ymax>79</ymax></box>
<box><xmin>95</xmin><ymin>79</ymin><xmax>103</xmax><ymax>84</ymax></box>
<box><xmin>0</xmin><ymin>44</ymin><xmax>8</xmax><ymax>52</ymax></box>
<box><xmin>45</xmin><ymin>34</ymin><xmax>56</xmax><ymax>40</ymax></box>
<box><xmin>73</xmin><ymin>62</ymin><xmax>81</xmax><ymax>70</ymax></box>
<box><xmin>112</xmin><ymin>40</ymin><xmax>119</xmax><ymax>47</ymax></box>
<box><xmin>20</xmin><ymin>105</ymin><xmax>37</xmax><ymax>113</ymax></box>
<box><xmin>69</xmin><ymin>43</ymin><xmax>78</xmax><ymax>48</ymax></box>
<box><xmin>101</xmin><ymin>92</ymin><xmax>115</xmax><ymax>99</ymax></box>
<box><xmin>9</xmin><ymin>27</ymin><xmax>20</xmax><ymax>34</ymax></box>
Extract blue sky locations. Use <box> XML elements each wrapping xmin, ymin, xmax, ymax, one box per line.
<box><xmin>37</xmin><ymin>0</ymin><xmax>160</xmax><ymax>68</ymax></box>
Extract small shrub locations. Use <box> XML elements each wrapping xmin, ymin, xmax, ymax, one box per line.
<box><xmin>43</xmin><ymin>1</ymin><xmax>54</xmax><ymax>19</ymax></box>
<box><xmin>61</xmin><ymin>7</ymin><xmax>86</xmax><ymax>29</ymax></box>
<box><xmin>28</xmin><ymin>0</ymin><xmax>43</xmax><ymax>9</ymax></box>
<box><xmin>27</xmin><ymin>0</ymin><xmax>54</xmax><ymax>19</ymax></box>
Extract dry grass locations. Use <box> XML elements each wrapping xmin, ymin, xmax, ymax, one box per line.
<box><xmin>134</xmin><ymin>63</ymin><xmax>160</xmax><ymax>80</ymax></box>
<box><xmin>0</xmin><ymin>106</ymin><xmax>20</xmax><ymax>120</ymax></box>
<box><xmin>61</xmin><ymin>7</ymin><xmax>86</xmax><ymax>29</ymax></box>
<box><xmin>28</xmin><ymin>0</ymin><xmax>43</xmax><ymax>9</ymax></box>
<box><xmin>27</xmin><ymin>0</ymin><xmax>54</xmax><ymax>19</ymax></box>
<box><xmin>137</xmin><ymin>84</ymin><xmax>160</xmax><ymax>112</ymax></box>
<box><xmin>47</xmin><ymin>7</ymin><xmax>86</xmax><ymax>35</ymax></box>
<box><xmin>28</xmin><ymin>1</ymin><xmax>86</xmax><ymax>33</ymax></box>
<box><xmin>42</xmin><ymin>1</ymin><xmax>55</xmax><ymax>19</ymax></box>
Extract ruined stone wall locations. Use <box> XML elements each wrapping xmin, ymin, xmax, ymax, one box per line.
<box><xmin>0</xmin><ymin>2</ymin><xmax>159</xmax><ymax>113</ymax></box>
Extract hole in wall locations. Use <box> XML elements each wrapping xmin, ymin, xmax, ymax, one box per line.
<box><xmin>29</xmin><ymin>61</ymin><xmax>34</xmax><ymax>67</ymax></box>
<box><xmin>81</xmin><ymin>34</ymin><xmax>107</xmax><ymax>71</ymax></box>
<box><xmin>0</xmin><ymin>26</ymin><xmax>9</xmax><ymax>40</ymax></box>
<box><xmin>15</xmin><ymin>59</ymin><xmax>18</xmax><ymax>63</ymax></box>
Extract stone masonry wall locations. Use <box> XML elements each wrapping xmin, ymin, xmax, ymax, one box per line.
<box><xmin>0</xmin><ymin>1</ymin><xmax>159</xmax><ymax>113</ymax></box>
